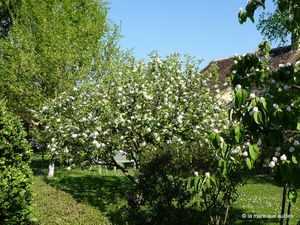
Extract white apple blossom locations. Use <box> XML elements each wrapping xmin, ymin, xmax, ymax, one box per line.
<box><xmin>213</xmin><ymin>129</ymin><xmax>219</xmax><ymax>134</ymax></box>
<box><xmin>288</xmin><ymin>14</ymin><xmax>294</xmax><ymax>22</ymax></box>
<box><xmin>269</xmin><ymin>161</ymin><xmax>276</xmax><ymax>168</ymax></box>
<box><xmin>259</xmin><ymin>97</ymin><xmax>265</xmax><ymax>103</ymax></box>
<box><xmin>293</xmin><ymin>140</ymin><xmax>299</xmax><ymax>146</ymax></box>
<box><xmin>289</xmin><ymin>146</ymin><xmax>295</xmax><ymax>153</ymax></box>
<box><xmin>249</xmin><ymin>93</ymin><xmax>256</xmax><ymax>99</ymax></box>
<box><xmin>241</xmin><ymin>151</ymin><xmax>248</xmax><ymax>157</ymax></box>
<box><xmin>273</xmin><ymin>104</ymin><xmax>279</xmax><ymax>110</ymax></box>
<box><xmin>275</xmin><ymin>151</ymin><xmax>281</xmax><ymax>157</ymax></box>
<box><xmin>71</xmin><ymin>133</ymin><xmax>78</xmax><ymax>138</ymax></box>
<box><xmin>235</xmin><ymin>84</ymin><xmax>242</xmax><ymax>90</ymax></box>
<box><xmin>280</xmin><ymin>154</ymin><xmax>287</xmax><ymax>161</ymax></box>
<box><xmin>272</xmin><ymin>157</ymin><xmax>278</xmax><ymax>163</ymax></box>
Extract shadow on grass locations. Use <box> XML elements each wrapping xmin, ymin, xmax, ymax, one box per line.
<box><xmin>31</xmin><ymin>156</ymin><xmax>292</xmax><ymax>225</ymax></box>
<box><xmin>30</xmin><ymin>154</ymin><xmax>133</xmax><ymax>224</ymax></box>
<box><xmin>46</xmin><ymin>171</ymin><xmax>133</xmax><ymax>224</ymax></box>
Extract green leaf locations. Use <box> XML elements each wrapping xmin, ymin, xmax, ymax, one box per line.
<box><xmin>253</xmin><ymin>111</ymin><xmax>262</xmax><ymax>124</ymax></box>
<box><xmin>210</xmin><ymin>175</ymin><xmax>217</xmax><ymax>186</ymax></box>
<box><xmin>291</xmin><ymin>154</ymin><xmax>298</xmax><ymax>164</ymax></box>
<box><xmin>297</xmin><ymin>122</ymin><xmax>300</xmax><ymax>131</ymax></box>
<box><xmin>222</xmin><ymin>161</ymin><xmax>228</xmax><ymax>175</ymax></box>
<box><xmin>261</xmin><ymin>98</ymin><xmax>267</xmax><ymax>111</ymax></box>
<box><xmin>234</xmin><ymin>126</ymin><xmax>241</xmax><ymax>143</ymax></box>
<box><xmin>188</xmin><ymin>177</ymin><xmax>194</xmax><ymax>190</ymax></box>
<box><xmin>218</xmin><ymin>159</ymin><xmax>224</xmax><ymax>168</ymax></box>
<box><xmin>242</xmin><ymin>89</ymin><xmax>249</xmax><ymax>102</ymax></box>
<box><xmin>249</xmin><ymin>144</ymin><xmax>259</xmax><ymax>161</ymax></box>
<box><xmin>194</xmin><ymin>176</ymin><xmax>201</xmax><ymax>191</ymax></box>
<box><xmin>220</xmin><ymin>143</ymin><xmax>228</xmax><ymax>158</ymax></box>
<box><xmin>206</xmin><ymin>178</ymin><xmax>211</xmax><ymax>189</ymax></box>
<box><xmin>246</xmin><ymin>157</ymin><xmax>253</xmax><ymax>170</ymax></box>
<box><xmin>235</xmin><ymin>89</ymin><xmax>243</xmax><ymax>107</ymax></box>
<box><xmin>209</xmin><ymin>132</ymin><xmax>219</xmax><ymax>149</ymax></box>
<box><xmin>209</xmin><ymin>132</ymin><xmax>216</xmax><ymax>142</ymax></box>
<box><xmin>238</xmin><ymin>10</ymin><xmax>247</xmax><ymax>24</ymax></box>
<box><xmin>288</xmin><ymin>190</ymin><xmax>297</xmax><ymax>205</ymax></box>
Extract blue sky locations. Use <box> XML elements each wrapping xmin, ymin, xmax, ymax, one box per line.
<box><xmin>107</xmin><ymin>1</ymin><xmax>276</xmax><ymax>67</ymax></box>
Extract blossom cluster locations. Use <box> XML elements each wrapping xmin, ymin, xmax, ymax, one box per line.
<box><xmin>34</xmin><ymin>54</ymin><xmax>228</xmax><ymax>168</ymax></box>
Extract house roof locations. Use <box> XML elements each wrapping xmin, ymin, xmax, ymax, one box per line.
<box><xmin>202</xmin><ymin>46</ymin><xmax>300</xmax><ymax>88</ymax></box>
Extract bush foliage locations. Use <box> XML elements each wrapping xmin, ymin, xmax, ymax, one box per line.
<box><xmin>0</xmin><ymin>100</ymin><xmax>33</xmax><ymax>224</ymax></box>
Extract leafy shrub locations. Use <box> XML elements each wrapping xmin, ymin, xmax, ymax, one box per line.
<box><xmin>127</xmin><ymin>151</ymin><xmax>196</xmax><ymax>225</ymax></box>
<box><xmin>0</xmin><ymin>100</ymin><xmax>33</xmax><ymax>224</ymax></box>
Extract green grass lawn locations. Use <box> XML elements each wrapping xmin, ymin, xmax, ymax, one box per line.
<box><xmin>233</xmin><ymin>177</ymin><xmax>300</xmax><ymax>225</ymax></box>
<box><xmin>30</xmin><ymin>155</ymin><xmax>300</xmax><ymax>225</ymax></box>
<box><xmin>32</xmin><ymin>176</ymin><xmax>111</xmax><ymax>225</ymax></box>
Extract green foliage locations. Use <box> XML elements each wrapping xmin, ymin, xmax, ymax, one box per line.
<box><xmin>187</xmin><ymin>171</ymin><xmax>242</xmax><ymax>224</ymax></box>
<box><xmin>34</xmin><ymin>53</ymin><xmax>228</xmax><ymax>222</ymax></box>
<box><xmin>0</xmin><ymin>100</ymin><xmax>33</xmax><ymax>224</ymax></box>
<box><xmin>227</xmin><ymin>43</ymin><xmax>300</xmax><ymax>194</ymax></box>
<box><xmin>257</xmin><ymin>8</ymin><xmax>290</xmax><ymax>46</ymax></box>
<box><xmin>129</xmin><ymin>152</ymin><xmax>194</xmax><ymax>225</ymax></box>
<box><xmin>239</xmin><ymin>0</ymin><xmax>300</xmax><ymax>49</ymax></box>
<box><xmin>211</xmin><ymin>5</ymin><xmax>299</xmax><ymax>217</ymax></box>
<box><xmin>0</xmin><ymin>0</ymin><xmax>108</xmax><ymax>122</ymax></box>
<box><xmin>238</xmin><ymin>0</ymin><xmax>265</xmax><ymax>24</ymax></box>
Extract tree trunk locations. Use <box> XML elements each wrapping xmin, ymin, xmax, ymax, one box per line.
<box><xmin>280</xmin><ymin>182</ymin><xmax>288</xmax><ymax>225</ymax></box>
<box><xmin>286</xmin><ymin>200</ymin><xmax>291</xmax><ymax>225</ymax></box>
<box><xmin>98</xmin><ymin>164</ymin><xmax>102</xmax><ymax>174</ymax></box>
<box><xmin>47</xmin><ymin>156</ymin><xmax>56</xmax><ymax>178</ymax></box>
<box><xmin>291</xmin><ymin>32</ymin><xmax>300</xmax><ymax>51</ymax></box>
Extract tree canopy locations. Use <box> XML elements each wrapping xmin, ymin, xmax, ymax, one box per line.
<box><xmin>0</xmin><ymin>0</ymin><xmax>108</xmax><ymax>123</ymax></box>
<box><xmin>239</xmin><ymin>0</ymin><xmax>300</xmax><ymax>50</ymax></box>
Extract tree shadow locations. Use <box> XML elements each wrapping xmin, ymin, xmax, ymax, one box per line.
<box><xmin>30</xmin><ymin>156</ymin><xmax>290</xmax><ymax>225</ymax></box>
<box><xmin>45</xmin><ymin>172</ymin><xmax>133</xmax><ymax>224</ymax></box>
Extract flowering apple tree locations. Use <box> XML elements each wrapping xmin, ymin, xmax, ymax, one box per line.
<box><xmin>34</xmin><ymin>53</ymin><xmax>228</xmax><ymax>182</ymax></box>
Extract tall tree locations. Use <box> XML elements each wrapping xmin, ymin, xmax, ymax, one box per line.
<box><xmin>0</xmin><ymin>0</ymin><xmax>108</xmax><ymax>124</ymax></box>
<box><xmin>257</xmin><ymin>6</ymin><xmax>290</xmax><ymax>46</ymax></box>
<box><xmin>239</xmin><ymin>0</ymin><xmax>300</xmax><ymax>50</ymax></box>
